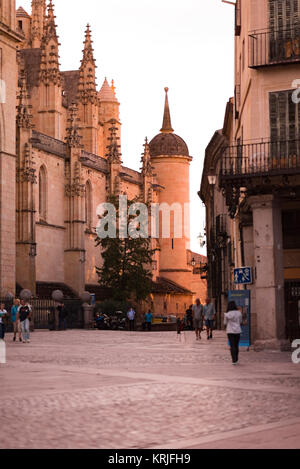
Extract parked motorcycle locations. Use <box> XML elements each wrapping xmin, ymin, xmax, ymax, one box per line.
<box><xmin>109</xmin><ymin>311</ymin><xmax>126</xmax><ymax>330</ymax></box>
<box><xmin>95</xmin><ymin>313</ymin><xmax>110</xmax><ymax>330</ymax></box>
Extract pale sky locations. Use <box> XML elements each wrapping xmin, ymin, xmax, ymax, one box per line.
<box><xmin>17</xmin><ymin>0</ymin><xmax>235</xmax><ymax>254</ymax></box>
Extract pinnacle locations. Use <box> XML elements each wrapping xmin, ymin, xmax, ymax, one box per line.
<box><xmin>42</xmin><ymin>0</ymin><xmax>58</xmax><ymax>42</ymax></box>
<box><xmin>160</xmin><ymin>87</ymin><xmax>174</xmax><ymax>134</ymax></box>
<box><xmin>80</xmin><ymin>24</ymin><xmax>96</xmax><ymax>68</ymax></box>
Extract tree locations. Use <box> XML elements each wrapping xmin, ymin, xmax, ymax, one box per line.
<box><xmin>95</xmin><ymin>195</ymin><xmax>155</xmax><ymax>302</ymax></box>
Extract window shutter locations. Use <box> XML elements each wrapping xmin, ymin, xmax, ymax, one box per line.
<box><xmin>279</xmin><ymin>92</ymin><xmax>287</xmax><ymax>141</ymax></box>
<box><xmin>270</xmin><ymin>90</ymin><xmax>300</xmax><ymax>157</ymax></box>
<box><xmin>269</xmin><ymin>0</ymin><xmax>300</xmax><ymax>31</ymax></box>
<box><xmin>269</xmin><ymin>92</ymin><xmax>279</xmax><ymax>142</ymax></box>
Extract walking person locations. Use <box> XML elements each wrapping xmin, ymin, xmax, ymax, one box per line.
<box><xmin>141</xmin><ymin>312</ymin><xmax>147</xmax><ymax>331</ymax></box>
<box><xmin>176</xmin><ymin>316</ymin><xmax>185</xmax><ymax>342</ymax></box>
<box><xmin>127</xmin><ymin>307</ymin><xmax>136</xmax><ymax>331</ymax></box>
<box><xmin>18</xmin><ymin>300</ymin><xmax>32</xmax><ymax>343</ymax></box>
<box><xmin>11</xmin><ymin>299</ymin><xmax>22</xmax><ymax>342</ymax></box>
<box><xmin>192</xmin><ymin>299</ymin><xmax>203</xmax><ymax>340</ymax></box>
<box><xmin>186</xmin><ymin>305</ymin><xmax>193</xmax><ymax>331</ymax></box>
<box><xmin>0</xmin><ymin>304</ymin><xmax>7</xmax><ymax>340</ymax></box>
<box><xmin>145</xmin><ymin>310</ymin><xmax>153</xmax><ymax>331</ymax></box>
<box><xmin>203</xmin><ymin>298</ymin><xmax>216</xmax><ymax>340</ymax></box>
<box><xmin>58</xmin><ymin>303</ymin><xmax>68</xmax><ymax>330</ymax></box>
<box><xmin>224</xmin><ymin>301</ymin><xmax>243</xmax><ymax>365</ymax></box>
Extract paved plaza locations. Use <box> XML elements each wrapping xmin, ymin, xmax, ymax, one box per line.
<box><xmin>0</xmin><ymin>329</ymin><xmax>300</xmax><ymax>449</ymax></box>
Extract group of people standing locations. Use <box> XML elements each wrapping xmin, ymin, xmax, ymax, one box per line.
<box><xmin>187</xmin><ymin>298</ymin><xmax>243</xmax><ymax>365</ymax></box>
<box><xmin>127</xmin><ymin>308</ymin><xmax>153</xmax><ymax>331</ymax></box>
<box><xmin>0</xmin><ymin>299</ymin><xmax>32</xmax><ymax>343</ymax></box>
<box><xmin>189</xmin><ymin>298</ymin><xmax>216</xmax><ymax>341</ymax></box>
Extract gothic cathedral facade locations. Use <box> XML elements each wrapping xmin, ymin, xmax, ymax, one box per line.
<box><xmin>0</xmin><ymin>0</ymin><xmax>206</xmax><ymax>315</ymax></box>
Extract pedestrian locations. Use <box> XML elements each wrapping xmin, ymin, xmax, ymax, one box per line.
<box><xmin>176</xmin><ymin>317</ymin><xmax>185</xmax><ymax>343</ymax></box>
<box><xmin>146</xmin><ymin>310</ymin><xmax>153</xmax><ymax>331</ymax></box>
<box><xmin>224</xmin><ymin>301</ymin><xmax>243</xmax><ymax>365</ymax></box>
<box><xmin>141</xmin><ymin>312</ymin><xmax>147</xmax><ymax>331</ymax></box>
<box><xmin>203</xmin><ymin>298</ymin><xmax>216</xmax><ymax>340</ymax></box>
<box><xmin>11</xmin><ymin>299</ymin><xmax>22</xmax><ymax>342</ymax></box>
<box><xmin>0</xmin><ymin>304</ymin><xmax>7</xmax><ymax>340</ymax></box>
<box><xmin>186</xmin><ymin>305</ymin><xmax>193</xmax><ymax>330</ymax></box>
<box><xmin>192</xmin><ymin>299</ymin><xmax>203</xmax><ymax>340</ymax></box>
<box><xmin>58</xmin><ymin>303</ymin><xmax>68</xmax><ymax>330</ymax></box>
<box><xmin>127</xmin><ymin>307</ymin><xmax>136</xmax><ymax>331</ymax></box>
<box><xmin>18</xmin><ymin>300</ymin><xmax>32</xmax><ymax>343</ymax></box>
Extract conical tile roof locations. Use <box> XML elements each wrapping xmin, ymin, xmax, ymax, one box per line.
<box><xmin>99</xmin><ymin>78</ymin><xmax>118</xmax><ymax>103</ymax></box>
<box><xmin>16</xmin><ymin>6</ymin><xmax>30</xmax><ymax>18</ymax></box>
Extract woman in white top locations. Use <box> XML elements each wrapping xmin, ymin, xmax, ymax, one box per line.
<box><xmin>224</xmin><ymin>301</ymin><xmax>243</xmax><ymax>365</ymax></box>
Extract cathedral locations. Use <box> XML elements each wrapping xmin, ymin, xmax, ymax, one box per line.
<box><xmin>0</xmin><ymin>0</ymin><xmax>206</xmax><ymax>315</ymax></box>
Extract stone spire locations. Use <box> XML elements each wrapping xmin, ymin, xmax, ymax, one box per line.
<box><xmin>66</xmin><ymin>103</ymin><xmax>82</xmax><ymax>148</ymax></box>
<box><xmin>141</xmin><ymin>137</ymin><xmax>154</xmax><ymax>203</ymax></box>
<box><xmin>111</xmin><ymin>79</ymin><xmax>116</xmax><ymax>97</ymax></box>
<box><xmin>81</xmin><ymin>24</ymin><xmax>96</xmax><ymax>67</ymax></box>
<box><xmin>160</xmin><ymin>87</ymin><xmax>174</xmax><ymax>134</ymax></box>
<box><xmin>106</xmin><ymin>120</ymin><xmax>122</xmax><ymax>195</ymax></box>
<box><xmin>106</xmin><ymin>120</ymin><xmax>122</xmax><ymax>164</ymax></box>
<box><xmin>43</xmin><ymin>0</ymin><xmax>58</xmax><ymax>42</ymax></box>
<box><xmin>17</xmin><ymin>70</ymin><xmax>33</xmax><ymax>129</ymax></box>
<box><xmin>40</xmin><ymin>0</ymin><xmax>61</xmax><ymax>86</ymax></box>
<box><xmin>31</xmin><ymin>0</ymin><xmax>46</xmax><ymax>47</ymax></box>
<box><xmin>77</xmin><ymin>24</ymin><xmax>98</xmax><ymax>105</ymax></box>
<box><xmin>141</xmin><ymin>137</ymin><xmax>153</xmax><ymax>177</ymax></box>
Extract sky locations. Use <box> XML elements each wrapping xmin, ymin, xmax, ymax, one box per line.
<box><xmin>17</xmin><ymin>0</ymin><xmax>235</xmax><ymax>254</ymax></box>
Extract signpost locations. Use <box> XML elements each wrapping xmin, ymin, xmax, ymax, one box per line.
<box><xmin>234</xmin><ymin>267</ymin><xmax>252</xmax><ymax>285</ymax></box>
<box><xmin>228</xmin><ymin>290</ymin><xmax>251</xmax><ymax>348</ymax></box>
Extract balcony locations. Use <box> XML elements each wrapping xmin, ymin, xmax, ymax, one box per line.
<box><xmin>249</xmin><ymin>28</ymin><xmax>300</xmax><ymax>68</ymax></box>
<box><xmin>220</xmin><ymin>139</ymin><xmax>300</xmax><ymax>217</ymax></box>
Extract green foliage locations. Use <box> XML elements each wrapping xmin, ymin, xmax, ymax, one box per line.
<box><xmin>95</xmin><ymin>195</ymin><xmax>155</xmax><ymax>302</ymax></box>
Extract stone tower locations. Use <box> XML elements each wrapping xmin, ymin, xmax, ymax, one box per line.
<box><xmin>98</xmin><ymin>78</ymin><xmax>120</xmax><ymax>157</ymax></box>
<box><xmin>149</xmin><ymin>88</ymin><xmax>193</xmax><ymax>290</ymax></box>
<box><xmin>0</xmin><ymin>0</ymin><xmax>21</xmax><ymax>295</ymax></box>
<box><xmin>38</xmin><ymin>0</ymin><xmax>62</xmax><ymax>139</ymax></box>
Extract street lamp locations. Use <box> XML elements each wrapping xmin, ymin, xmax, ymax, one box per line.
<box><xmin>191</xmin><ymin>257</ymin><xmax>196</xmax><ymax>267</ymax></box>
<box><xmin>208</xmin><ymin>168</ymin><xmax>217</xmax><ymax>186</ymax></box>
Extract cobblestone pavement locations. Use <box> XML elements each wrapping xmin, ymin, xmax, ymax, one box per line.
<box><xmin>0</xmin><ymin>330</ymin><xmax>299</xmax><ymax>449</ymax></box>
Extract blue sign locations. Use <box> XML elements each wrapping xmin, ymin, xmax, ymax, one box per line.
<box><xmin>90</xmin><ymin>294</ymin><xmax>96</xmax><ymax>305</ymax></box>
<box><xmin>228</xmin><ymin>290</ymin><xmax>251</xmax><ymax>348</ymax></box>
<box><xmin>234</xmin><ymin>267</ymin><xmax>252</xmax><ymax>285</ymax></box>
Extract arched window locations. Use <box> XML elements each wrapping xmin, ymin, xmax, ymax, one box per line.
<box><xmin>39</xmin><ymin>165</ymin><xmax>47</xmax><ymax>222</ymax></box>
<box><xmin>85</xmin><ymin>180</ymin><xmax>92</xmax><ymax>230</ymax></box>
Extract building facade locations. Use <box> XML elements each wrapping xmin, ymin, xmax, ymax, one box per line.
<box><xmin>200</xmin><ymin>0</ymin><xmax>300</xmax><ymax>347</ymax></box>
<box><xmin>0</xmin><ymin>0</ymin><xmax>21</xmax><ymax>296</ymax></box>
<box><xmin>0</xmin><ymin>0</ymin><xmax>206</xmax><ymax>315</ymax></box>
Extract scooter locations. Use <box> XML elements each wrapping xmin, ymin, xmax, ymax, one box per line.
<box><xmin>95</xmin><ymin>313</ymin><xmax>110</xmax><ymax>330</ymax></box>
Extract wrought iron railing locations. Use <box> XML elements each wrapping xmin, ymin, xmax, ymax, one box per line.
<box><xmin>249</xmin><ymin>28</ymin><xmax>300</xmax><ymax>68</ymax></box>
<box><xmin>221</xmin><ymin>139</ymin><xmax>300</xmax><ymax>178</ymax></box>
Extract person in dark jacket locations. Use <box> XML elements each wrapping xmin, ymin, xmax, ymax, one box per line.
<box><xmin>17</xmin><ymin>300</ymin><xmax>32</xmax><ymax>343</ymax></box>
<box><xmin>58</xmin><ymin>303</ymin><xmax>68</xmax><ymax>330</ymax></box>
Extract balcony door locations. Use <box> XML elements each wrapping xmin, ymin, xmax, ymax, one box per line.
<box><xmin>269</xmin><ymin>0</ymin><xmax>300</xmax><ymax>62</ymax></box>
<box><xmin>270</xmin><ymin>90</ymin><xmax>300</xmax><ymax>161</ymax></box>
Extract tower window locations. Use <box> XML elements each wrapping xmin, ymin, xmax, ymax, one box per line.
<box><xmin>85</xmin><ymin>180</ymin><xmax>92</xmax><ymax>230</ymax></box>
<box><xmin>39</xmin><ymin>166</ymin><xmax>47</xmax><ymax>222</ymax></box>
<box><xmin>18</xmin><ymin>21</ymin><xmax>23</xmax><ymax>30</ymax></box>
